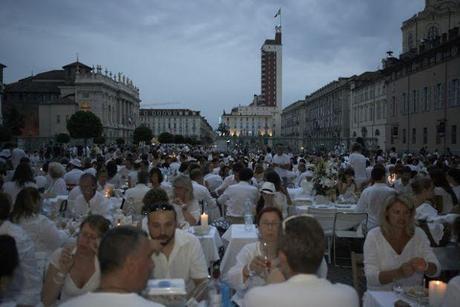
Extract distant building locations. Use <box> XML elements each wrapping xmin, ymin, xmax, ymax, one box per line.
<box><xmin>0</xmin><ymin>63</ymin><xmax>5</xmax><ymax>125</ymax></box>
<box><xmin>221</xmin><ymin>26</ymin><xmax>282</xmax><ymax>140</ymax></box>
<box><xmin>280</xmin><ymin>100</ymin><xmax>305</xmax><ymax>150</ymax></box>
<box><xmin>139</xmin><ymin>108</ymin><xmax>214</xmax><ymax>142</ymax></box>
<box><xmin>349</xmin><ymin>71</ymin><xmax>388</xmax><ymax>151</ymax></box>
<box><xmin>3</xmin><ymin>61</ymin><xmax>140</xmax><ymax>143</ymax></box>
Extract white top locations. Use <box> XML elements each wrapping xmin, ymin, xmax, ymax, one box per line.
<box><xmin>172</xmin><ymin>199</ymin><xmax>201</xmax><ymax>227</ymax></box>
<box><xmin>272</xmin><ymin>153</ymin><xmax>291</xmax><ymax>178</ymax></box>
<box><xmin>17</xmin><ymin>214</ymin><xmax>68</xmax><ymax>256</ymax></box>
<box><xmin>64</xmin><ymin>169</ymin><xmax>84</xmax><ymax>186</ymax></box>
<box><xmin>46</xmin><ymin>177</ymin><xmax>68</xmax><ymax>196</ymax></box>
<box><xmin>72</xmin><ymin>191</ymin><xmax>110</xmax><ymax>218</ymax></box>
<box><xmin>215</xmin><ymin>174</ymin><xmax>237</xmax><ymax>195</ymax></box>
<box><xmin>60</xmin><ymin>292</ymin><xmax>163</xmax><ymax>307</ymax></box>
<box><xmin>192</xmin><ymin>181</ymin><xmax>219</xmax><ymax>221</ymax></box>
<box><xmin>1</xmin><ymin>181</ymin><xmax>38</xmax><ymax>204</ymax></box>
<box><xmin>348</xmin><ymin>152</ymin><xmax>368</xmax><ymax>184</ymax></box>
<box><xmin>363</xmin><ymin>227</ymin><xmax>440</xmax><ymax>291</ymax></box>
<box><xmin>204</xmin><ymin>173</ymin><xmax>223</xmax><ymax>193</ymax></box>
<box><xmin>394</xmin><ymin>179</ymin><xmax>413</xmax><ymax>195</ymax></box>
<box><xmin>0</xmin><ymin>221</ymin><xmax>41</xmax><ymax>306</ymax></box>
<box><xmin>356</xmin><ymin>183</ymin><xmax>396</xmax><ymax>230</ymax></box>
<box><xmin>124</xmin><ymin>183</ymin><xmax>150</xmax><ymax>215</ymax></box>
<box><xmin>243</xmin><ymin>274</ymin><xmax>359</xmax><ymax>307</ymax></box>
<box><xmin>434</xmin><ymin>187</ymin><xmax>455</xmax><ymax>213</ymax></box>
<box><xmin>218</xmin><ymin>181</ymin><xmax>259</xmax><ymax>217</ymax></box>
<box><xmin>50</xmin><ymin>248</ymin><xmax>100</xmax><ymax>302</ymax></box>
<box><xmin>225</xmin><ymin>241</ymin><xmax>328</xmax><ymax>306</ymax></box>
<box><xmin>68</xmin><ymin>186</ymin><xmax>82</xmax><ymax>202</ymax></box>
<box><xmin>150</xmin><ymin>229</ymin><xmax>208</xmax><ymax>293</ymax></box>
<box><xmin>443</xmin><ymin>275</ymin><xmax>460</xmax><ymax>307</ymax></box>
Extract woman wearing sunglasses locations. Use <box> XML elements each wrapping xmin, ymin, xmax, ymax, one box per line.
<box><xmin>42</xmin><ymin>215</ymin><xmax>111</xmax><ymax>306</ymax></box>
<box><xmin>225</xmin><ymin>207</ymin><xmax>328</xmax><ymax>306</ymax></box>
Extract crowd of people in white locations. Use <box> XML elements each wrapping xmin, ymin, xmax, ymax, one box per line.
<box><xmin>0</xmin><ymin>141</ymin><xmax>459</xmax><ymax>306</ymax></box>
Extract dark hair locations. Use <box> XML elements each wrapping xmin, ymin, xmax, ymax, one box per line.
<box><xmin>411</xmin><ymin>177</ymin><xmax>433</xmax><ymax>195</ymax></box>
<box><xmin>10</xmin><ymin>187</ymin><xmax>41</xmax><ymax>222</ymax></box>
<box><xmin>429</xmin><ymin>168</ymin><xmax>458</xmax><ymax>206</ymax></box>
<box><xmin>80</xmin><ymin>173</ymin><xmax>97</xmax><ymax>186</ymax></box>
<box><xmin>189</xmin><ymin>168</ymin><xmax>202</xmax><ymax>181</ymax></box>
<box><xmin>351</xmin><ymin>143</ymin><xmax>362</xmax><ymax>152</ymax></box>
<box><xmin>106</xmin><ymin>161</ymin><xmax>118</xmax><ymax>179</ymax></box>
<box><xmin>232</xmin><ymin>162</ymin><xmax>244</xmax><ymax>174</ymax></box>
<box><xmin>0</xmin><ymin>235</ymin><xmax>19</xmax><ymax>278</ymax></box>
<box><xmin>149</xmin><ymin>167</ymin><xmax>164</xmax><ymax>184</ymax></box>
<box><xmin>371</xmin><ymin>165</ymin><xmax>386</xmax><ymax>181</ymax></box>
<box><xmin>339</xmin><ymin>167</ymin><xmax>355</xmax><ymax>183</ymax></box>
<box><xmin>279</xmin><ymin>216</ymin><xmax>325</xmax><ymax>274</ymax></box>
<box><xmin>0</xmin><ymin>193</ymin><xmax>12</xmax><ymax>220</ymax></box>
<box><xmin>239</xmin><ymin>167</ymin><xmax>253</xmax><ymax>182</ymax></box>
<box><xmin>137</xmin><ymin>170</ymin><xmax>149</xmax><ymax>185</ymax></box>
<box><xmin>142</xmin><ymin>187</ymin><xmax>170</xmax><ymax>214</ymax></box>
<box><xmin>447</xmin><ymin>168</ymin><xmax>460</xmax><ymax>185</ymax></box>
<box><xmin>80</xmin><ymin>215</ymin><xmax>111</xmax><ymax>237</ymax></box>
<box><xmin>98</xmin><ymin>226</ymin><xmax>148</xmax><ymax>275</ymax></box>
<box><xmin>256</xmin><ymin>206</ymin><xmax>282</xmax><ymax>226</ymax></box>
<box><xmin>265</xmin><ymin>170</ymin><xmax>282</xmax><ymax>191</ymax></box>
<box><xmin>144</xmin><ymin>201</ymin><xmax>177</xmax><ymax>220</ymax></box>
<box><xmin>12</xmin><ymin>163</ymin><xmax>35</xmax><ymax>187</ymax></box>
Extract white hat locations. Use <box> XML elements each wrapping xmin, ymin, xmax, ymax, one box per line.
<box><xmin>69</xmin><ymin>158</ymin><xmax>82</xmax><ymax>168</ymax></box>
<box><xmin>261</xmin><ymin>182</ymin><xmax>276</xmax><ymax>194</ymax></box>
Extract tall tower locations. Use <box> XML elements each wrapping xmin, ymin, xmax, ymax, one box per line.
<box><xmin>260</xmin><ymin>26</ymin><xmax>282</xmax><ymax>109</ymax></box>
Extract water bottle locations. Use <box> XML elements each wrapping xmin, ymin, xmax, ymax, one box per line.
<box><xmin>244</xmin><ymin>199</ymin><xmax>253</xmax><ymax>231</ymax></box>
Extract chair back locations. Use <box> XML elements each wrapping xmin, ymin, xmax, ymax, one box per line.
<box><xmin>333</xmin><ymin>212</ymin><xmax>368</xmax><ymax>235</ymax></box>
<box><xmin>308</xmin><ymin>207</ymin><xmax>337</xmax><ymax>233</ymax></box>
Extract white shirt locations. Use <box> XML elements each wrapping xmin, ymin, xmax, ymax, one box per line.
<box><xmin>64</xmin><ymin>169</ymin><xmax>83</xmax><ymax>186</ymax></box>
<box><xmin>68</xmin><ymin>186</ymin><xmax>82</xmax><ymax>202</ymax></box>
<box><xmin>60</xmin><ymin>292</ymin><xmax>163</xmax><ymax>307</ymax></box>
<box><xmin>356</xmin><ymin>183</ymin><xmax>396</xmax><ymax>230</ymax></box>
<box><xmin>363</xmin><ymin>227</ymin><xmax>440</xmax><ymax>291</ymax></box>
<box><xmin>272</xmin><ymin>153</ymin><xmax>291</xmax><ymax>178</ymax></box>
<box><xmin>11</xmin><ymin>147</ymin><xmax>26</xmax><ymax>169</ymax></box>
<box><xmin>150</xmin><ymin>229</ymin><xmax>208</xmax><ymax>293</ymax></box>
<box><xmin>172</xmin><ymin>199</ymin><xmax>201</xmax><ymax>227</ymax></box>
<box><xmin>50</xmin><ymin>248</ymin><xmax>100</xmax><ymax>303</ymax></box>
<box><xmin>443</xmin><ymin>275</ymin><xmax>460</xmax><ymax>307</ymax></box>
<box><xmin>394</xmin><ymin>179</ymin><xmax>413</xmax><ymax>195</ymax></box>
<box><xmin>218</xmin><ymin>181</ymin><xmax>259</xmax><ymax>217</ymax></box>
<box><xmin>243</xmin><ymin>274</ymin><xmax>359</xmax><ymax>307</ymax></box>
<box><xmin>124</xmin><ymin>183</ymin><xmax>150</xmax><ymax>215</ymax></box>
<box><xmin>0</xmin><ymin>221</ymin><xmax>41</xmax><ymax>306</ymax></box>
<box><xmin>204</xmin><ymin>173</ymin><xmax>223</xmax><ymax>193</ymax></box>
<box><xmin>46</xmin><ymin>177</ymin><xmax>68</xmax><ymax>196</ymax></box>
<box><xmin>72</xmin><ymin>191</ymin><xmax>110</xmax><ymax>218</ymax></box>
<box><xmin>434</xmin><ymin>187</ymin><xmax>455</xmax><ymax>213</ymax></box>
<box><xmin>192</xmin><ymin>181</ymin><xmax>219</xmax><ymax>221</ymax></box>
<box><xmin>1</xmin><ymin>181</ymin><xmax>38</xmax><ymax>204</ymax></box>
<box><xmin>17</xmin><ymin>214</ymin><xmax>68</xmax><ymax>256</ymax></box>
<box><xmin>348</xmin><ymin>152</ymin><xmax>368</xmax><ymax>184</ymax></box>
<box><xmin>225</xmin><ymin>242</ymin><xmax>328</xmax><ymax>306</ymax></box>
<box><xmin>215</xmin><ymin>174</ymin><xmax>257</xmax><ymax>195</ymax></box>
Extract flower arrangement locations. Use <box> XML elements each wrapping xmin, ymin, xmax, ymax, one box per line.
<box><xmin>312</xmin><ymin>159</ymin><xmax>338</xmax><ymax>196</ymax></box>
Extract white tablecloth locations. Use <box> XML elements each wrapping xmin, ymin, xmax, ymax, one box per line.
<box><xmin>189</xmin><ymin>226</ymin><xmax>223</xmax><ymax>268</ymax></box>
<box><xmin>295</xmin><ymin>203</ymin><xmax>357</xmax><ymax>215</ymax></box>
<box><xmin>363</xmin><ymin>291</ymin><xmax>421</xmax><ymax>307</ymax></box>
<box><xmin>219</xmin><ymin>224</ymin><xmax>258</xmax><ymax>275</ymax></box>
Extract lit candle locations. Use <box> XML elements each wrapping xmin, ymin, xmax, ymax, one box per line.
<box><xmin>200</xmin><ymin>213</ymin><xmax>208</xmax><ymax>227</ymax></box>
<box><xmin>429</xmin><ymin>280</ymin><xmax>447</xmax><ymax>307</ymax></box>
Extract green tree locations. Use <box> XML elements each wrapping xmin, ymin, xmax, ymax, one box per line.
<box><xmin>173</xmin><ymin>134</ymin><xmax>185</xmax><ymax>144</ymax></box>
<box><xmin>133</xmin><ymin>126</ymin><xmax>153</xmax><ymax>144</ymax></box>
<box><xmin>158</xmin><ymin>132</ymin><xmax>174</xmax><ymax>144</ymax></box>
<box><xmin>93</xmin><ymin>135</ymin><xmax>106</xmax><ymax>145</ymax></box>
<box><xmin>55</xmin><ymin>133</ymin><xmax>70</xmax><ymax>144</ymax></box>
<box><xmin>3</xmin><ymin>106</ymin><xmax>24</xmax><ymax>136</ymax></box>
<box><xmin>66</xmin><ymin>111</ymin><xmax>103</xmax><ymax>146</ymax></box>
<box><xmin>116</xmin><ymin>137</ymin><xmax>125</xmax><ymax>146</ymax></box>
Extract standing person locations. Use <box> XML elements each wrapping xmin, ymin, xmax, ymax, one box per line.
<box><xmin>271</xmin><ymin>145</ymin><xmax>291</xmax><ymax>187</ymax></box>
<box><xmin>355</xmin><ymin>166</ymin><xmax>396</xmax><ymax>230</ymax></box>
<box><xmin>348</xmin><ymin>143</ymin><xmax>368</xmax><ymax>188</ymax></box>
<box><xmin>244</xmin><ymin>215</ymin><xmax>358</xmax><ymax>307</ymax></box>
<box><xmin>44</xmin><ymin>162</ymin><xmax>68</xmax><ymax>197</ymax></box>
<box><xmin>60</xmin><ymin>226</ymin><xmax>163</xmax><ymax>307</ymax></box>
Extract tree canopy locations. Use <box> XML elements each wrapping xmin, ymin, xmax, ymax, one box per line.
<box><xmin>133</xmin><ymin>125</ymin><xmax>153</xmax><ymax>144</ymax></box>
<box><xmin>66</xmin><ymin>111</ymin><xmax>103</xmax><ymax>140</ymax></box>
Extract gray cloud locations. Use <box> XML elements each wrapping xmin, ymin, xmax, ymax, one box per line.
<box><xmin>0</xmin><ymin>0</ymin><xmax>424</xmax><ymax>127</ymax></box>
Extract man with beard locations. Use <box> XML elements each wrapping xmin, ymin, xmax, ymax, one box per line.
<box><xmin>144</xmin><ymin>202</ymin><xmax>208</xmax><ymax>293</ymax></box>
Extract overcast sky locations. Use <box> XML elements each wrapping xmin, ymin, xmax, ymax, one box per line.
<box><xmin>0</xmin><ymin>0</ymin><xmax>424</xmax><ymax>128</ymax></box>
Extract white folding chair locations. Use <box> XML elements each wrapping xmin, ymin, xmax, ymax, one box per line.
<box><xmin>308</xmin><ymin>207</ymin><xmax>337</xmax><ymax>263</ymax></box>
<box><xmin>332</xmin><ymin>212</ymin><xmax>368</xmax><ymax>266</ymax></box>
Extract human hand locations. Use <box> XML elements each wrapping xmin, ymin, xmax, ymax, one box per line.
<box><xmin>59</xmin><ymin>246</ymin><xmax>75</xmax><ymax>273</ymax></box>
<box><xmin>410</xmin><ymin>257</ymin><xmax>427</xmax><ymax>273</ymax></box>
<box><xmin>249</xmin><ymin>256</ymin><xmax>268</xmax><ymax>275</ymax></box>
<box><xmin>399</xmin><ymin>262</ymin><xmax>415</xmax><ymax>278</ymax></box>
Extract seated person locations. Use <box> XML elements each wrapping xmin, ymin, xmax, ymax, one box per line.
<box><xmin>60</xmin><ymin>226</ymin><xmax>163</xmax><ymax>307</ymax></box>
<box><xmin>337</xmin><ymin>167</ymin><xmax>359</xmax><ymax>202</ymax></box>
<box><xmin>143</xmin><ymin>202</ymin><xmax>208</xmax><ymax>294</ymax></box>
<box><xmin>244</xmin><ymin>215</ymin><xmax>358</xmax><ymax>307</ymax></box>
<box><xmin>171</xmin><ymin>174</ymin><xmax>200</xmax><ymax>227</ymax></box>
<box><xmin>363</xmin><ymin>195</ymin><xmax>440</xmax><ymax>291</ymax></box>
<box><xmin>124</xmin><ymin>171</ymin><xmax>150</xmax><ymax>215</ymax></box>
<box><xmin>442</xmin><ymin>217</ymin><xmax>460</xmax><ymax>306</ymax></box>
<box><xmin>225</xmin><ymin>207</ymin><xmax>328</xmax><ymax>306</ymax></box>
<box><xmin>394</xmin><ymin>166</ymin><xmax>413</xmax><ymax>195</ymax></box>
<box><xmin>72</xmin><ymin>173</ymin><xmax>110</xmax><ymax>218</ymax></box>
<box><xmin>42</xmin><ymin>215</ymin><xmax>111</xmax><ymax>306</ymax></box>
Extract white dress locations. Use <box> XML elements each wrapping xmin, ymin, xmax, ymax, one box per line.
<box><xmin>363</xmin><ymin>227</ymin><xmax>440</xmax><ymax>291</ymax></box>
<box><xmin>1</xmin><ymin>181</ymin><xmax>38</xmax><ymax>204</ymax></box>
<box><xmin>49</xmin><ymin>248</ymin><xmax>100</xmax><ymax>303</ymax></box>
<box><xmin>46</xmin><ymin>177</ymin><xmax>68</xmax><ymax>196</ymax></box>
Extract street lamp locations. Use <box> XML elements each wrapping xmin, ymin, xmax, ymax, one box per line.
<box><xmin>226</xmin><ymin>139</ymin><xmax>230</xmax><ymax>152</ymax></box>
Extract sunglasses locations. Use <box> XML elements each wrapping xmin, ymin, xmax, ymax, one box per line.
<box><xmin>282</xmin><ymin>214</ymin><xmax>313</xmax><ymax>232</ymax></box>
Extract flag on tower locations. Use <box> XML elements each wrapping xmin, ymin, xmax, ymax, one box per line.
<box><xmin>274</xmin><ymin>8</ymin><xmax>281</xmax><ymax>18</ymax></box>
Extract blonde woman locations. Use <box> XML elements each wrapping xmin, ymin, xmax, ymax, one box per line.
<box><xmin>363</xmin><ymin>195</ymin><xmax>440</xmax><ymax>291</ymax></box>
<box><xmin>171</xmin><ymin>174</ymin><xmax>200</xmax><ymax>227</ymax></box>
<box><xmin>44</xmin><ymin>162</ymin><xmax>68</xmax><ymax>197</ymax></box>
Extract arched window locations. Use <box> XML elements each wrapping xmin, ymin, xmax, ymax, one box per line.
<box><xmin>427</xmin><ymin>25</ymin><xmax>439</xmax><ymax>40</ymax></box>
